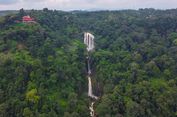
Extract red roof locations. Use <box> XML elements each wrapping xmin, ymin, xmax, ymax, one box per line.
<box><xmin>22</xmin><ymin>15</ymin><xmax>34</xmax><ymax>22</ymax></box>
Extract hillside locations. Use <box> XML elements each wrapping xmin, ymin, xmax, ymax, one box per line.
<box><xmin>0</xmin><ymin>8</ymin><xmax>177</xmax><ymax>117</ymax></box>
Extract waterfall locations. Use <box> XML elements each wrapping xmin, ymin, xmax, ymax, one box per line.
<box><xmin>84</xmin><ymin>32</ymin><xmax>98</xmax><ymax>117</ymax></box>
<box><xmin>88</xmin><ymin>76</ymin><xmax>98</xmax><ymax>100</ymax></box>
<box><xmin>84</xmin><ymin>32</ymin><xmax>95</xmax><ymax>52</ymax></box>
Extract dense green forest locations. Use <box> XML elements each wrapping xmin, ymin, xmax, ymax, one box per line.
<box><xmin>0</xmin><ymin>8</ymin><xmax>177</xmax><ymax>117</ymax></box>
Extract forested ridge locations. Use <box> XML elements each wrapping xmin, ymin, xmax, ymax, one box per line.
<box><xmin>0</xmin><ymin>8</ymin><xmax>177</xmax><ymax>117</ymax></box>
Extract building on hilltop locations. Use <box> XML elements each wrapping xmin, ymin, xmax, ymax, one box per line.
<box><xmin>22</xmin><ymin>15</ymin><xmax>36</xmax><ymax>23</ymax></box>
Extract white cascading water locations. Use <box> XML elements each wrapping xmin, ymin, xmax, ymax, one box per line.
<box><xmin>84</xmin><ymin>32</ymin><xmax>95</xmax><ymax>52</ymax></box>
<box><xmin>88</xmin><ymin>76</ymin><xmax>98</xmax><ymax>100</ymax></box>
<box><xmin>89</xmin><ymin>102</ymin><xmax>95</xmax><ymax>117</ymax></box>
<box><xmin>84</xmin><ymin>32</ymin><xmax>98</xmax><ymax>117</ymax></box>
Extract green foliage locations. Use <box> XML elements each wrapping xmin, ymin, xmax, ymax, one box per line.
<box><xmin>173</xmin><ymin>39</ymin><xmax>177</xmax><ymax>45</ymax></box>
<box><xmin>26</xmin><ymin>88</ymin><xmax>40</xmax><ymax>103</ymax></box>
<box><xmin>0</xmin><ymin>8</ymin><xmax>177</xmax><ymax>117</ymax></box>
<box><xmin>23</xmin><ymin>107</ymin><xmax>34</xmax><ymax>117</ymax></box>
